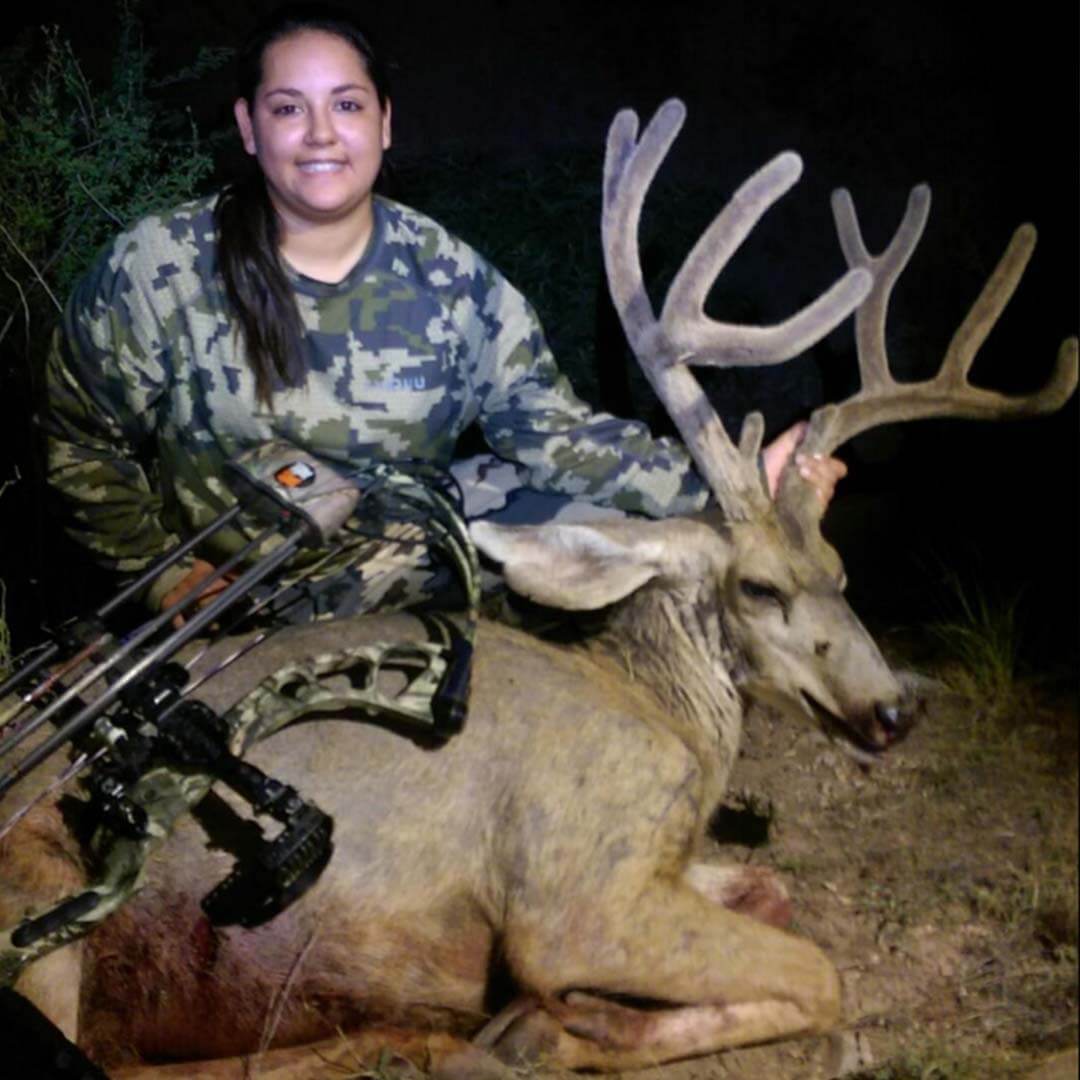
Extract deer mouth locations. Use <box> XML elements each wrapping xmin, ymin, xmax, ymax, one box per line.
<box><xmin>800</xmin><ymin>691</ymin><xmax>896</xmax><ymax>763</ymax></box>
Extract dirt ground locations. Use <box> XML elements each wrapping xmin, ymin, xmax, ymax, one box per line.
<box><xmin>610</xmin><ymin>656</ymin><xmax>1079</xmax><ymax>1080</ymax></box>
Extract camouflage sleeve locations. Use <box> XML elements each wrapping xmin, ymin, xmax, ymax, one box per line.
<box><xmin>462</xmin><ymin>265</ymin><xmax>711</xmax><ymax>517</ymax></box>
<box><xmin>42</xmin><ymin>240</ymin><xmax>195</xmax><ymax>604</ymax></box>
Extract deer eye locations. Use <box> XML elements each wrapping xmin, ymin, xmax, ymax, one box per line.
<box><xmin>739</xmin><ymin>580</ymin><xmax>784</xmax><ymax>606</ymax></box>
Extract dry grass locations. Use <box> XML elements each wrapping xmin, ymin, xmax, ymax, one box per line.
<box><xmin>849</xmin><ymin>1041</ymin><xmax>1032</xmax><ymax>1079</ymax></box>
<box><xmin>925</xmin><ymin>570</ymin><xmax>1030</xmax><ymax>722</ymax></box>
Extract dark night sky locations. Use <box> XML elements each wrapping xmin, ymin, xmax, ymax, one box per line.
<box><xmin>2</xmin><ymin>1</ymin><xmax>1077</xmax><ymax>658</ymax></box>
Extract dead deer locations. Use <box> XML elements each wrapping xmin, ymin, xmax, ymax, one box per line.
<box><xmin>1</xmin><ymin>100</ymin><xmax>1075</xmax><ymax>1078</ymax></box>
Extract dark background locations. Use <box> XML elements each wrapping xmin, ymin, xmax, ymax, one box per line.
<box><xmin>2</xmin><ymin>1</ymin><xmax>1077</xmax><ymax>668</ymax></box>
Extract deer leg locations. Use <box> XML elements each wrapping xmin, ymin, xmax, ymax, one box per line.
<box><xmin>13</xmin><ymin>942</ymin><xmax>83</xmax><ymax>1043</ymax></box>
<box><xmin>503</xmin><ymin>878</ymin><xmax>839</xmax><ymax>1070</ymax></box>
<box><xmin>0</xmin><ymin>803</ymin><xmax>87</xmax><ymax>1040</ymax></box>
<box><xmin>684</xmin><ymin>860</ymin><xmax>794</xmax><ymax>928</ymax></box>
<box><xmin>107</xmin><ymin>1028</ymin><xmax>514</xmax><ymax>1079</ymax></box>
<box><xmin>478</xmin><ymin>859</ymin><xmax>793</xmax><ymax>1064</ymax></box>
<box><xmin>486</xmin><ymin>990</ymin><xmax>827</xmax><ymax>1072</ymax></box>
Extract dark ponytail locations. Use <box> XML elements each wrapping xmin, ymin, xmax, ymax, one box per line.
<box><xmin>215</xmin><ymin>3</ymin><xmax>391</xmax><ymax>408</ymax></box>
<box><xmin>215</xmin><ymin>179</ymin><xmax>305</xmax><ymax>408</ymax></box>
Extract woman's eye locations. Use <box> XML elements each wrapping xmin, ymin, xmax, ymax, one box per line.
<box><xmin>336</xmin><ymin>99</ymin><xmax>363</xmax><ymax>112</ymax></box>
<box><xmin>272</xmin><ymin>104</ymin><xmax>300</xmax><ymax>117</ymax></box>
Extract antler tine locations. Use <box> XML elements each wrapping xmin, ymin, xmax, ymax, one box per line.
<box><xmin>940</xmin><ymin>223</ymin><xmax>1078</xmax><ymax>407</ymax></box>
<box><xmin>946</xmin><ymin>223</ymin><xmax>1038</xmax><ymax>384</ymax></box>
<box><xmin>662</xmin><ymin>157</ymin><xmax>872</xmax><ymax>365</ymax></box>
<box><xmin>603</xmin><ymin>99</ymin><xmax>687</xmax><ymax>353</ymax></box>
<box><xmin>663</xmin><ymin>153</ymin><xmax>803</xmax><ymax>332</ymax></box>
<box><xmin>800</xmin><ymin>188</ymin><xmax>1080</xmax><ymax>461</ymax></box>
<box><xmin>832</xmin><ymin>185</ymin><xmax>931</xmax><ymax>395</ymax></box>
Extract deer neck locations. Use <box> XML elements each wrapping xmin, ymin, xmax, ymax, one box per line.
<box><xmin>592</xmin><ymin>580</ymin><xmax>745</xmax><ymax>801</ymax></box>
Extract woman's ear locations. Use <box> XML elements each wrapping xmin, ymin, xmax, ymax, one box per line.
<box><xmin>381</xmin><ymin>99</ymin><xmax>392</xmax><ymax>152</ymax></box>
<box><xmin>234</xmin><ymin>98</ymin><xmax>257</xmax><ymax>156</ymax></box>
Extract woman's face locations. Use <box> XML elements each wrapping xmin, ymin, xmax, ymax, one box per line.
<box><xmin>234</xmin><ymin>29</ymin><xmax>391</xmax><ymax>231</ymax></box>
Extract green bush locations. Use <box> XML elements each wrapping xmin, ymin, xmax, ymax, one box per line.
<box><xmin>0</xmin><ymin>3</ymin><xmax>214</xmax><ymax>383</ymax></box>
<box><xmin>0</xmin><ymin>3</ymin><xmax>217</xmax><ymax>649</ymax></box>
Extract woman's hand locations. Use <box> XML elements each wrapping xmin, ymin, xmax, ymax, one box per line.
<box><xmin>761</xmin><ymin>421</ymin><xmax>848</xmax><ymax>507</ymax></box>
<box><xmin>160</xmin><ymin>559</ymin><xmax>235</xmax><ymax>629</ymax></box>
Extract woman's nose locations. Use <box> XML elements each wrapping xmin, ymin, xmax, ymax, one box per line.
<box><xmin>305</xmin><ymin>109</ymin><xmax>336</xmax><ymax>145</ymax></box>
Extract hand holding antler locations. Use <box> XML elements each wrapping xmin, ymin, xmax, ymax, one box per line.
<box><xmin>761</xmin><ymin>421</ymin><xmax>848</xmax><ymax>504</ymax></box>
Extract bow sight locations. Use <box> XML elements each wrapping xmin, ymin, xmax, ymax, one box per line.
<box><xmin>0</xmin><ymin>444</ymin><xmax>478</xmax><ymax>983</ymax></box>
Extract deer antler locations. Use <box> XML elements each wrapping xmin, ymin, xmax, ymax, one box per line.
<box><xmin>773</xmin><ymin>184</ymin><xmax>1079</xmax><ymax>552</ymax></box>
<box><xmin>602</xmin><ymin>100</ymin><xmax>873</xmax><ymax>521</ymax></box>
<box><xmin>771</xmin><ymin>183</ymin><xmax>1079</xmax><ymax>563</ymax></box>
<box><xmin>794</xmin><ymin>186</ymin><xmax>1080</xmax><ymax>462</ymax></box>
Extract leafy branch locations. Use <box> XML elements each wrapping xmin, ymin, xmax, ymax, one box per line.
<box><xmin>0</xmin><ymin>6</ymin><xmax>217</xmax><ymax>362</ymax></box>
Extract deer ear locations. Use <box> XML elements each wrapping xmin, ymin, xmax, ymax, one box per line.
<box><xmin>471</xmin><ymin>519</ymin><xmax>726</xmax><ymax>611</ymax></box>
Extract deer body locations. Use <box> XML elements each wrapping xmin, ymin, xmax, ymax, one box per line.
<box><xmin>4</xmin><ymin>513</ymin><xmax>904</xmax><ymax>1074</ymax></box>
<box><xmin>85</xmin><ymin>624</ymin><xmax>743</xmax><ymax>1055</ymax></box>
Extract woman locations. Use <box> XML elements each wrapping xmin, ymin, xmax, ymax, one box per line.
<box><xmin>44</xmin><ymin>3</ymin><xmax>843</xmax><ymax>619</ymax></box>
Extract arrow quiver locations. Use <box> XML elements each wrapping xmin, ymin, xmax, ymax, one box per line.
<box><xmin>0</xmin><ymin>443</ymin><xmax>480</xmax><ymax>986</ymax></box>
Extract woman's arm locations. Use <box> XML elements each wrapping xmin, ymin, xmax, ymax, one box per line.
<box><xmin>466</xmin><ymin>271</ymin><xmax>711</xmax><ymax>517</ymax></box>
<box><xmin>466</xmin><ymin>270</ymin><xmax>846</xmax><ymax>515</ymax></box>
<box><xmin>41</xmin><ymin>246</ymin><xmax>195</xmax><ymax>610</ymax></box>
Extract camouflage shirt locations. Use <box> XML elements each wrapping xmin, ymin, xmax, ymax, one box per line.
<box><xmin>44</xmin><ymin>194</ymin><xmax>708</xmax><ymax>602</ymax></box>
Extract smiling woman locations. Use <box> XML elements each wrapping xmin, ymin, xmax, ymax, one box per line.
<box><xmin>40</xmin><ymin>1</ymin><xmax>840</xmax><ymax>628</ymax></box>
<box><xmin>232</xmin><ymin>28</ymin><xmax>392</xmax><ymax>275</ymax></box>
<box><xmin>217</xmin><ymin>9</ymin><xmax>397</xmax><ymax>411</ymax></box>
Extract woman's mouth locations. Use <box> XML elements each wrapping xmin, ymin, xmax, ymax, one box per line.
<box><xmin>298</xmin><ymin>161</ymin><xmax>346</xmax><ymax>173</ymax></box>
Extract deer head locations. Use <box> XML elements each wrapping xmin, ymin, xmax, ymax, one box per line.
<box><xmin>474</xmin><ymin>101</ymin><xmax>1077</xmax><ymax>764</ymax></box>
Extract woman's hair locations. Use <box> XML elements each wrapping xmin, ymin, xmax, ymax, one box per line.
<box><xmin>215</xmin><ymin>3</ymin><xmax>390</xmax><ymax>408</ymax></box>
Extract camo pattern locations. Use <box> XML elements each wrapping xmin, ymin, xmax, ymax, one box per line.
<box><xmin>44</xmin><ymin>194</ymin><xmax>709</xmax><ymax>606</ymax></box>
<box><xmin>0</xmin><ymin>611</ymin><xmax>469</xmax><ymax>986</ymax></box>
<box><xmin>0</xmin><ymin>642</ymin><xmax>400</xmax><ymax>983</ymax></box>
<box><xmin>224</xmin><ymin>635</ymin><xmax>458</xmax><ymax>746</ymax></box>
<box><xmin>211</xmin><ymin>448</ymin><xmax>481</xmax><ymax>626</ymax></box>
<box><xmin>0</xmin><ymin>473</ymin><xmax>477</xmax><ymax>983</ymax></box>
<box><xmin>0</xmin><ymin>763</ymin><xmax>213</xmax><ymax>985</ymax></box>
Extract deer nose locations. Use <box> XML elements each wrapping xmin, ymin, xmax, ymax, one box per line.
<box><xmin>876</xmin><ymin>703</ymin><xmax>901</xmax><ymax>738</ymax></box>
